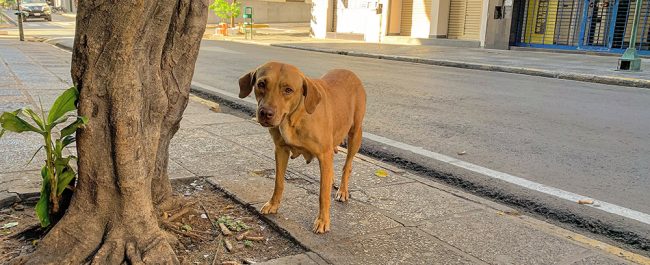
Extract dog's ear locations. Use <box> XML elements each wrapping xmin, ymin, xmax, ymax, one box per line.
<box><xmin>302</xmin><ymin>77</ymin><xmax>322</xmax><ymax>114</ymax></box>
<box><xmin>238</xmin><ymin>70</ymin><xmax>257</xmax><ymax>98</ymax></box>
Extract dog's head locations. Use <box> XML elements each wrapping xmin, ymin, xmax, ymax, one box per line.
<box><xmin>238</xmin><ymin>62</ymin><xmax>321</xmax><ymax>128</ymax></box>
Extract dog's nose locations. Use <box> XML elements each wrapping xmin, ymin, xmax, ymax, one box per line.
<box><xmin>259</xmin><ymin>107</ymin><xmax>275</xmax><ymax>119</ymax></box>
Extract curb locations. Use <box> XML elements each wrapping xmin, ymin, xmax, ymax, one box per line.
<box><xmin>0</xmin><ymin>9</ymin><xmax>17</xmax><ymax>26</ymax></box>
<box><xmin>270</xmin><ymin>44</ymin><xmax>650</xmax><ymax>89</ymax></box>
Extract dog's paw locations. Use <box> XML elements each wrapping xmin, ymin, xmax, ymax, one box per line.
<box><xmin>260</xmin><ymin>201</ymin><xmax>280</xmax><ymax>214</ymax></box>
<box><xmin>335</xmin><ymin>189</ymin><xmax>350</xmax><ymax>202</ymax></box>
<box><xmin>312</xmin><ymin>217</ymin><xmax>331</xmax><ymax>234</ymax></box>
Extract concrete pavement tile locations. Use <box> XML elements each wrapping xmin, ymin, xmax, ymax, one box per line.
<box><xmin>168</xmin><ymin>159</ymin><xmax>196</xmax><ymax>180</ymax></box>
<box><xmin>0</xmin><ymin>191</ymin><xmax>21</xmax><ymax>208</ymax></box>
<box><xmin>320</xmin><ymin>227</ymin><xmax>477</xmax><ymax>265</ymax></box>
<box><xmin>204</xmin><ymin>121</ymin><xmax>267</xmax><ymax>137</ymax></box>
<box><xmin>0</xmin><ymin>170</ymin><xmax>40</xmax><ymax>196</ymax></box>
<box><xmin>570</xmin><ymin>254</ymin><xmax>630</xmax><ymax>265</ymax></box>
<box><xmin>182</xmin><ymin>112</ymin><xmax>244</xmax><ymax>125</ymax></box>
<box><xmin>0</xmin><ymin>133</ymin><xmax>41</xmax><ymax>152</ymax></box>
<box><xmin>208</xmin><ymin>172</ymin><xmax>310</xmax><ymax>205</ymax></box>
<box><xmin>174</xmin><ymin>149</ymin><xmax>274</xmax><ymax>177</ymax></box>
<box><xmin>170</xmin><ymin>128</ymin><xmax>242</xmax><ymax>157</ymax></box>
<box><xmin>0</xmin><ymin>149</ymin><xmax>44</xmax><ymax>173</ymax></box>
<box><xmin>0</xmin><ymin>101</ymin><xmax>29</xmax><ymax>113</ymax></box>
<box><xmin>183</xmin><ymin>100</ymin><xmax>214</xmax><ymax>115</ymax></box>
<box><xmin>355</xmin><ymin>182</ymin><xmax>480</xmax><ymax>225</ymax></box>
<box><xmin>419</xmin><ymin>210</ymin><xmax>593</xmax><ymax>265</ymax></box>
<box><xmin>257</xmin><ymin>253</ymin><xmax>319</xmax><ymax>265</ymax></box>
<box><xmin>254</xmin><ymin>192</ymin><xmax>402</xmax><ymax>245</ymax></box>
<box><xmin>221</xmin><ymin>133</ymin><xmax>275</xmax><ymax>158</ymax></box>
<box><xmin>0</xmin><ymin>89</ymin><xmax>21</xmax><ymax>96</ymax></box>
<box><xmin>298</xmin><ymin>159</ymin><xmax>412</xmax><ymax>190</ymax></box>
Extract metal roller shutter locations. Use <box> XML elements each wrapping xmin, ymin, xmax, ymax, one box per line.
<box><xmin>448</xmin><ymin>0</ymin><xmax>483</xmax><ymax>40</ymax></box>
<box><xmin>400</xmin><ymin>0</ymin><xmax>413</xmax><ymax>35</ymax></box>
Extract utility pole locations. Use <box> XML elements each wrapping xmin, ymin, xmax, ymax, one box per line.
<box><xmin>16</xmin><ymin>0</ymin><xmax>24</xmax><ymax>41</ymax></box>
<box><xmin>617</xmin><ymin>0</ymin><xmax>643</xmax><ymax>71</ymax></box>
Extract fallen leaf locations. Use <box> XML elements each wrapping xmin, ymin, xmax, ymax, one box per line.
<box><xmin>578</xmin><ymin>199</ymin><xmax>594</xmax><ymax>205</ymax></box>
<box><xmin>374</xmin><ymin>169</ymin><xmax>388</xmax><ymax>178</ymax></box>
<box><xmin>180</xmin><ymin>224</ymin><xmax>192</xmax><ymax>232</ymax></box>
<box><xmin>1</xmin><ymin>222</ymin><xmax>18</xmax><ymax>229</ymax></box>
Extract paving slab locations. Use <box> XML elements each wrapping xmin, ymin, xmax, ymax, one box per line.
<box><xmin>257</xmin><ymin>253</ymin><xmax>320</xmax><ymax>265</ymax></box>
<box><xmin>419</xmin><ymin>210</ymin><xmax>598</xmax><ymax>265</ymax></box>
<box><xmin>167</xmin><ymin>159</ymin><xmax>196</xmax><ymax>180</ymax></box>
<box><xmin>319</xmin><ymin>227</ymin><xmax>480</xmax><ymax>265</ymax></box>
<box><xmin>203</xmin><ymin>121</ymin><xmax>268</xmax><ymax>137</ymax></box>
<box><xmin>208</xmin><ymin>172</ymin><xmax>311</xmax><ymax>205</ymax></box>
<box><xmin>221</xmin><ymin>133</ymin><xmax>276</xmax><ymax>159</ymax></box>
<box><xmin>170</xmin><ymin>128</ymin><xmax>243</xmax><ymax>157</ymax></box>
<box><xmin>0</xmin><ymin>190</ymin><xmax>20</xmax><ymax>208</ymax></box>
<box><xmin>254</xmin><ymin>192</ymin><xmax>402</xmax><ymax>246</ymax></box>
<box><xmin>353</xmin><ymin>182</ymin><xmax>481</xmax><ymax>225</ymax></box>
<box><xmin>298</xmin><ymin>158</ymin><xmax>413</xmax><ymax>191</ymax></box>
<box><xmin>571</xmin><ymin>254</ymin><xmax>631</xmax><ymax>265</ymax></box>
<box><xmin>0</xmin><ymin>171</ymin><xmax>40</xmax><ymax>197</ymax></box>
<box><xmin>182</xmin><ymin>111</ymin><xmax>245</xmax><ymax>126</ymax></box>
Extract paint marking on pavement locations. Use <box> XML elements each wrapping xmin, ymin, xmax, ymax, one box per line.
<box><xmin>191</xmin><ymin>80</ymin><xmax>650</xmax><ymax>226</ymax></box>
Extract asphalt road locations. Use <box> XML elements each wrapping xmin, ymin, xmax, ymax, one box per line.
<box><xmin>1</xmin><ymin>10</ymin><xmax>75</xmax><ymax>39</ymax></box>
<box><xmin>192</xmin><ymin>41</ymin><xmax>650</xmax><ymax>242</ymax></box>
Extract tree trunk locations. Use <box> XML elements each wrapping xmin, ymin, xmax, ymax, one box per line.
<box><xmin>20</xmin><ymin>0</ymin><xmax>208</xmax><ymax>263</ymax></box>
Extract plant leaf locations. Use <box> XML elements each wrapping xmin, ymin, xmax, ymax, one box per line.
<box><xmin>60</xmin><ymin>116</ymin><xmax>88</xmax><ymax>137</ymax></box>
<box><xmin>46</xmin><ymin>87</ymin><xmax>79</xmax><ymax>124</ymax></box>
<box><xmin>61</xmin><ymin>135</ymin><xmax>75</xmax><ymax>148</ymax></box>
<box><xmin>36</xmin><ymin>166</ymin><xmax>51</xmax><ymax>227</ymax></box>
<box><xmin>57</xmin><ymin>168</ymin><xmax>75</xmax><ymax>195</ymax></box>
<box><xmin>49</xmin><ymin>115</ymin><xmax>70</xmax><ymax>130</ymax></box>
<box><xmin>27</xmin><ymin>145</ymin><xmax>44</xmax><ymax>165</ymax></box>
<box><xmin>21</xmin><ymin>108</ymin><xmax>45</xmax><ymax>131</ymax></box>
<box><xmin>0</xmin><ymin>128</ymin><xmax>5</xmax><ymax>138</ymax></box>
<box><xmin>0</xmin><ymin>111</ymin><xmax>44</xmax><ymax>134</ymax></box>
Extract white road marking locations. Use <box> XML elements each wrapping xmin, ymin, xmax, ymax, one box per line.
<box><xmin>191</xmin><ymin>80</ymin><xmax>650</xmax><ymax>226</ymax></box>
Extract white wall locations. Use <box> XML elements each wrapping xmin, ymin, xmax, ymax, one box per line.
<box><xmin>311</xmin><ymin>0</ymin><xmax>329</xmax><ymax>38</ymax></box>
<box><xmin>208</xmin><ymin>0</ymin><xmax>311</xmax><ymax>24</ymax></box>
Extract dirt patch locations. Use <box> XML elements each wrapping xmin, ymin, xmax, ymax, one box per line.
<box><xmin>0</xmin><ymin>178</ymin><xmax>305</xmax><ymax>264</ymax></box>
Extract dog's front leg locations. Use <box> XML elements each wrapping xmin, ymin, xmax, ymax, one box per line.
<box><xmin>261</xmin><ymin>146</ymin><xmax>290</xmax><ymax>214</ymax></box>
<box><xmin>313</xmin><ymin>149</ymin><xmax>334</xmax><ymax>234</ymax></box>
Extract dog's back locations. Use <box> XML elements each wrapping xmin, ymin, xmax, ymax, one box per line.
<box><xmin>318</xmin><ymin>70</ymin><xmax>366</xmax><ymax>138</ymax></box>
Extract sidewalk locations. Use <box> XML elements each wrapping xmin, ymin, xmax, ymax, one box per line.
<box><xmin>270</xmin><ymin>42</ymin><xmax>650</xmax><ymax>88</ymax></box>
<box><xmin>1</xmin><ymin>40</ymin><xmax>649</xmax><ymax>264</ymax></box>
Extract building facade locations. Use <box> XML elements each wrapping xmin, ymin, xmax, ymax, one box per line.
<box><xmin>311</xmin><ymin>0</ymin><xmax>650</xmax><ymax>54</ymax></box>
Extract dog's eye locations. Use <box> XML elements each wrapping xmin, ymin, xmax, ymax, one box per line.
<box><xmin>284</xmin><ymin>87</ymin><xmax>293</xmax><ymax>95</ymax></box>
<box><xmin>257</xmin><ymin>82</ymin><xmax>266</xmax><ymax>89</ymax></box>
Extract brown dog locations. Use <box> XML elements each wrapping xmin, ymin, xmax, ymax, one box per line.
<box><xmin>238</xmin><ymin>62</ymin><xmax>366</xmax><ymax>233</ymax></box>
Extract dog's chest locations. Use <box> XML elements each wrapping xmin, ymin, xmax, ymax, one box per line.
<box><xmin>278</xmin><ymin>125</ymin><xmax>316</xmax><ymax>164</ymax></box>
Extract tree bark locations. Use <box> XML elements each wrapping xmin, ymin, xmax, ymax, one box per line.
<box><xmin>20</xmin><ymin>0</ymin><xmax>208</xmax><ymax>263</ymax></box>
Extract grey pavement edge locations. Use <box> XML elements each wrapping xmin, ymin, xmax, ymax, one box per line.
<box><xmin>3</xmin><ymin>40</ymin><xmax>649</xmax><ymax>264</ymax></box>
<box><xmin>269</xmin><ymin>44</ymin><xmax>650</xmax><ymax>89</ymax></box>
<box><xmin>0</xmin><ymin>8</ymin><xmax>17</xmax><ymax>26</ymax></box>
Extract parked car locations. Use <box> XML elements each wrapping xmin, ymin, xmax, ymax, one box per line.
<box><xmin>20</xmin><ymin>0</ymin><xmax>52</xmax><ymax>22</ymax></box>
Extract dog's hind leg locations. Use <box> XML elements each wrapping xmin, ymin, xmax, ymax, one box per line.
<box><xmin>336</xmin><ymin>125</ymin><xmax>362</xmax><ymax>202</ymax></box>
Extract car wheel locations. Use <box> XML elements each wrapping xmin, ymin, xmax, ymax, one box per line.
<box><xmin>46</xmin><ymin>16</ymin><xmax>52</xmax><ymax>21</ymax></box>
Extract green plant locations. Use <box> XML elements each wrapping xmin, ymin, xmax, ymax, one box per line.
<box><xmin>0</xmin><ymin>87</ymin><xmax>87</xmax><ymax>227</ymax></box>
<box><xmin>215</xmin><ymin>215</ymin><xmax>250</xmax><ymax>232</ymax></box>
<box><xmin>243</xmin><ymin>240</ymin><xmax>253</xmax><ymax>248</ymax></box>
<box><xmin>208</xmin><ymin>0</ymin><xmax>241</xmax><ymax>27</ymax></box>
